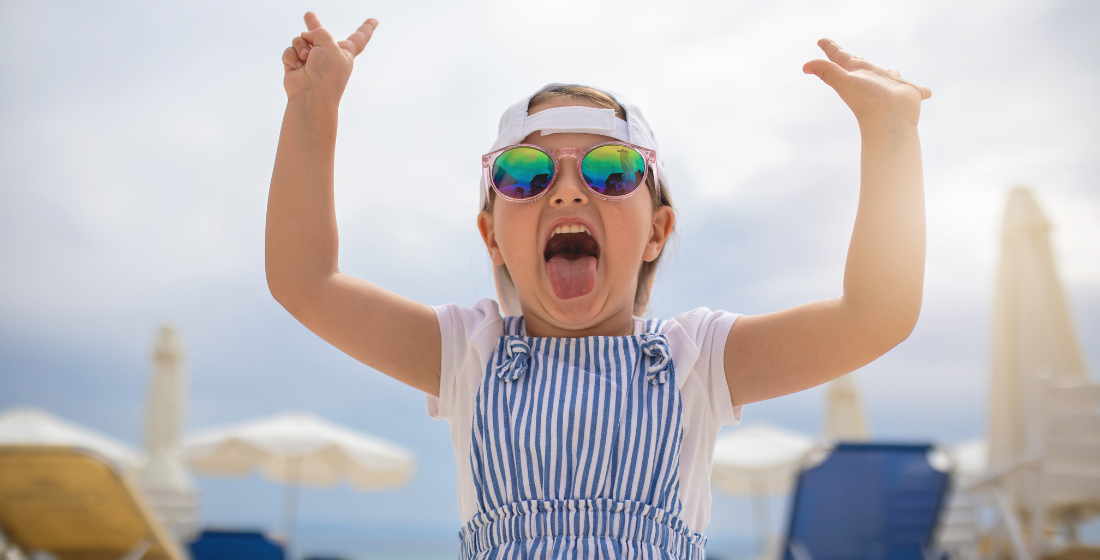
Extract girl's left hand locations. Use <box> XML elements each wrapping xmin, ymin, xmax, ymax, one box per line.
<box><xmin>803</xmin><ymin>39</ymin><xmax>931</xmax><ymax>128</ymax></box>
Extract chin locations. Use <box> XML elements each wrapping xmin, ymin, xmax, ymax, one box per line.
<box><xmin>547</xmin><ymin>297</ymin><xmax>604</xmax><ymax>325</ymax></box>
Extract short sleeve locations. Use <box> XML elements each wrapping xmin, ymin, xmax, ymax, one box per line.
<box><xmin>670</xmin><ymin>308</ymin><xmax>742</xmax><ymax>426</ymax></box>
<box><xmin>427</xmin><ymin>299</ymin><xmax>503</xmax><ymax>421</ymax></box>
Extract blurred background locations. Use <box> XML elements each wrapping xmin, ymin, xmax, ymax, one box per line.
<box><xmin>1</xmin><ymin>0</ymin><xmax>1097</xmax><ymax>559</ymax></box>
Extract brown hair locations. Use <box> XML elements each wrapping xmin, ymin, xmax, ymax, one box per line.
<box><xmin>482</xmin><ymin>85</ymin><xmax>675</xmax><ymax>316</ymax></box>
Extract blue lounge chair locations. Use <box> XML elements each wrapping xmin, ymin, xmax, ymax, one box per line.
<box><xmin>782</xmin><ymin>443</ymin><xmax>952</xmax><ymax>560</ymax></box>
<box><xmin>189</xmin><ymin>530</ymin><xmax>285</xmax><ymax>560</ymax></box>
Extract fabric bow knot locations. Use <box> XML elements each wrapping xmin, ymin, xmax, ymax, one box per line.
<box><xmin>498</xmin><ymin>336</ymin><xmax>530</xmax><ymax>381</ymax></box>
<box><xmin>640</xmin><ymin>334</ymin><xmax>671</xmax><ymax>385</ymax></box>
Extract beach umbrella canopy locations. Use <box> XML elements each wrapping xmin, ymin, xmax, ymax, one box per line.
<box><xmin>952</xmin><ymin>439</ymin><xmax>988</xmax><ymax>488</ymax></box>
<box><xmin>0</xmin><ymin>408</ymin><xmax>142</xmax><ymax>470</ymax></box>
<box><xmin>712</xmin><ymin>423</ymin><xmax>816</xmax><ymax>558</ymax></box>
<box><xmin>711</xmin><ymin>423</ymin><xmax>815</xmax><ymax>496</ymax></box>
<box><xmin>181</xmin><ymin>413</ymin><xmax>414</xmax><ymax>490</ymax></box>
<box><xmin>182</xmin><ymin>413</ymin><xmax>415</xmax><ymax>545</ymax></box>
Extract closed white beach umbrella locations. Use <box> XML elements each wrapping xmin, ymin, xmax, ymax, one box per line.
<box><xmin>0</xmin><ymin>408</ymin><xmax>142</xmax><ymax>469</ymax></box>
<box><xmin>823</xmin><ymin>374</ymin><xmax>870</xmax><ymax>443</ymax></box>
<box><xmin>989</xmin><ymin>187</ymin><xmax>1090</xmax><ymax>472</ymax></box>
<box><xmin>138</xmin><ymin>325</ymin><xmax>199</xmax><ymax>541</ymax></box>
<box><xmin>182</xmin><ymin>413</ymin><xmax>415</xmax><ymax>539</ymax></box>
<box><xmin>139</xmin><ymin>325</ymin><xmax>192</xmax><ymax>491</ymax></box>
<box><xmin>985</xmin><ymin>187</ymin><xmax>1100</xmax><ymax>554</ymax></box>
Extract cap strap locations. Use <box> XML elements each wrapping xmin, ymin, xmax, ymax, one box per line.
<box><xmin>521</xmin><ymin>107</ymin><xmax>630</xmax><ymax>142</ymax></box>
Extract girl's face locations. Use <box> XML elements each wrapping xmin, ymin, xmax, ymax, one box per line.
<box><xmin>477</xmin><ymin>99</ymin><xmax>674</xmax><ymax>337</ymax></box>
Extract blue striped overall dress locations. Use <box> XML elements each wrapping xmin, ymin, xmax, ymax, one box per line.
<box><xmin>458</xmin><ymin>316</ymin><xmax>707</xmax><ymax>560</ymax></box>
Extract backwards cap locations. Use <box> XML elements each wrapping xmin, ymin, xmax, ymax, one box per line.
<box><xmin>484</xmin><ymin>84</ymin><xmax>670</xmax><ymax>316</ymax></box>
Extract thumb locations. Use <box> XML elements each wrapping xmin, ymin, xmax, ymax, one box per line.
<box><xmin>803</xmin><ymin>58</ymin><xmax>846</xmax><ymax>88</ymax></box>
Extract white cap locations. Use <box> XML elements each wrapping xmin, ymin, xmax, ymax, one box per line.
<box><xmin>483</xmin><ymin>84</ymin><xmax>670</xmax><ymax>316</ymax></box>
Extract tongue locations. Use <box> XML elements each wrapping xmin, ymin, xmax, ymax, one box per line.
<box><xmin>546</xmin><ymin>254</ymin><xmax>597</xmax><ymax>299</ymax></box>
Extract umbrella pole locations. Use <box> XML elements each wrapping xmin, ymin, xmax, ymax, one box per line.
<box><xmin>280</xmin><ymin>457</ymin><xmax>302</xmax><ymax>551</ymax></box>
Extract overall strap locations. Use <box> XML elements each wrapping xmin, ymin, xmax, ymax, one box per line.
<box><xmin>503</xmin><ymin>316</ymin><xmax>526</xmax><ymax>336</ymax></box>
<box><xmin>643</xmin><ymin>317</ymin><xmax>666</xmax><ymax>335</ymax></box>
<box><xmin>507</xmin><ymin>316</ymin><xmax>662</xmax><ymax>336</ymax></box>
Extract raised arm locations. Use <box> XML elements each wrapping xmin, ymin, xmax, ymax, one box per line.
<box><xmin>266</xmin><ymin>13</ymin><xmax>441</xmax><ymax>396</ymax></box>
<box><xmin>724</xmin><ymin>39</ymin><xmax>931</xmax><ymax>406</ymax></box>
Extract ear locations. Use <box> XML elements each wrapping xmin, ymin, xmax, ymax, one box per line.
<box><xmin>478</xmin><ymin>211</ymin><xmax>506</xmax><ymax>266</ymax></box>
<box><xmin>642</xmin><ymin>206</ymin><xmax>674</xmax><ymax>262</ymax></box>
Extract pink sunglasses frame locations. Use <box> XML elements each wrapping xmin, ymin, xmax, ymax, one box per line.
<box><xmin>482</xmin><ymin>141</ymin><xmax>658</xmax><ymax>203</ymax></box>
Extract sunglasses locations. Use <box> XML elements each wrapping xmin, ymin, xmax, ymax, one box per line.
<box><xmin>482</xmin><ymin>141</ymin><xmax>657</xmax><ymax>203</ymax></box>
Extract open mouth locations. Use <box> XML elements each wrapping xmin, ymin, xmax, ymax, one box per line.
<box><xmin>543</xmin><ymin>224</ymin><xmax>600</xmax><ymax>300</ymax></box>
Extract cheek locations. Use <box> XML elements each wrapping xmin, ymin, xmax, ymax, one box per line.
<box><xmin>493</xmin><ymin>206</ymin><xmax>540</xmax><ymax>265</ymax></box>
<box><xmin>602</xmin><ymin>202</ymin><xmax>652</xmax><ymax>264</ymax></box>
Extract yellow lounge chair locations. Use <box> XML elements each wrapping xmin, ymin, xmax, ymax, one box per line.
<box><xmin>0</xmin><ymin>445</ymin><xmax>185</xmax><ymax>560</ymax></box>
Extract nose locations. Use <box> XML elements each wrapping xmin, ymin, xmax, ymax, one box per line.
<box><xmin>549</xmin><ymin>156</ymin><xmax>590</xmax><ymax>207</ymax></box>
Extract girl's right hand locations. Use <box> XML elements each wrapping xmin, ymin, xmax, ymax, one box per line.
<box><xmin>281</xmin><ymin>12</ymin><xmax>378</xmax><ymax>103</ymax></box>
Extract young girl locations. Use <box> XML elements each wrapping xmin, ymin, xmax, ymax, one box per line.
<box><xmin>268</xmin><ymin>13</ymin><xmax>930</xmax><ymax>559</ymax></box>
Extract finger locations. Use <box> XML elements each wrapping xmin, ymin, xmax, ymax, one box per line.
<box><xmin>888</xmin><ymin>71</ymin><xmax>932</xmax><ymax>100</ymax></box>
<box><xmin>817</xmin><ymin>38</ymin><xmax>852</xmax><ymax>66</ymax></box>
<box><xmin>803</xmin><ymin>58</ymin><xmax>847</xmax><ymax>89</ymax></box>
<box><xmin>339</xmin><ymin>18</ymin><xmax>378</xmax><ymax>56</ymax></box>
<box><xmin>292</xmin><ymin>36</ymin><xmax>311</xmax><ymax>61</ymax></box>
<box><xmin>899</xmin><ymin>80</ymin><xmax>932</xmax><ymax>100</ymax></box>
<box><xmin>302</xmin><ymin>27</ymin><xmax>338</xmax><ymax>49</ymax></box>
<box><xmin>817</xmin><ymin>38</ymin><xmax>866</xmax><ymax>71</ymax></box>
<box><xmin>304</xmin><ymin>11</ymin><xmax>323</xmax><ymax>31</ymax></box>
<box><xmin>282</xmin><ymin>46</ymin><xmax>302</xmax><ymax>71</ymax></box>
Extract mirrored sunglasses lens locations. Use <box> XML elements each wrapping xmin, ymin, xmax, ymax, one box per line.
<box><xmin>581</xmin><ymin>145</ymin><xmax>646</xmax><ymax>197</ymax></box>
<box><xmin>492</xmin><ymin>147</ymin><xmax>555</xmax><ymax>199</ymax></box>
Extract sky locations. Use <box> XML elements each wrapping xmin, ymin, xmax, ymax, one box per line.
<box><xmin>1</xmin><ymin>0</ymin><xmax>1098</xmax><ymax>556</ymax></box>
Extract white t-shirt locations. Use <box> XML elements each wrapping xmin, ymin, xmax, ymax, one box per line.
<box><xmin>427</xmin><ymin>299</ymin><xmax>742</xmax><ymax>533</ymax></box>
